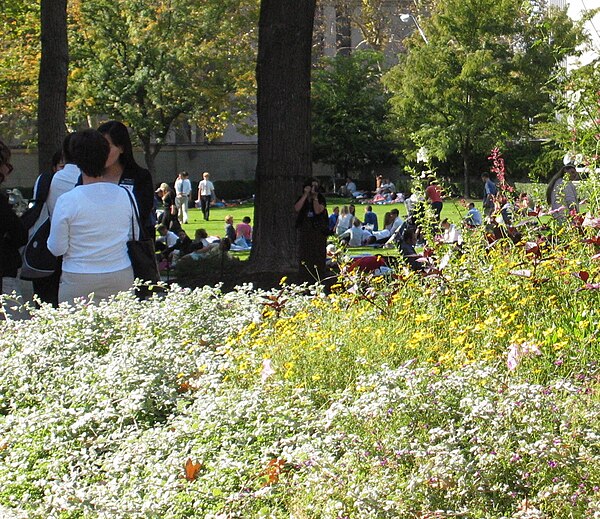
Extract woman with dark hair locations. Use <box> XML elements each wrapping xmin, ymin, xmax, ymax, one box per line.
<box><xmin>156</xmin><ymin>182</ymin><xmax>182</xmax><ymax>233</ymax></box>
<box><xmin>47</xmin><ymin>129</ymin><xmax>136</xmax><ymax>303</ymax></box>
<box><xmin>0</xmin><ymin>139</ymin><xmax>28</xmax><ymax>297</ymax></box>
<box><xmin>294</xmin><ymin>177</ymin><xmax>328</xmax><ymax>280</ymax></box>
<box><xmin>546</xmin><ymin>165</ymin><xmax>579</xmax><ymax>221</ymax></box>
<box><xmin>97</xmin><ymin>120</ymin><xmax>154</xmax><ymax>235</ymax></box>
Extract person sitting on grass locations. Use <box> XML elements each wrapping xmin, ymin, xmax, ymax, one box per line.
<box><xmin>155</xmin><ymin>224</ymin><xmax>178</xmax><ymax>254</ymax></box>
<box><xmin>328</xmin><ymin>206</ymin><xmax>339</xmax><ymax>233</ymax></box>
<box><xmin>399</xmin><ymin>228</ymin><xmax>424</xmax><ymax>271</ymax></box>
<box><xmin>335</xmin><ymin>206</ymin><xmax>353</xmax><ymax>236</ymax></box>
<box><xmin>363</xmin><ymin>205</ymin><xmax>378</xmax><ymax>231</ymax></box>
<box><xmin>340</xmin><ymin>218</ymin><xmax>369</xmax><ymax>247</ymax></box>
<box><xmin>188</xmin><ymin>228</ymin><xmax>220</xmax><ymax>259</ymax></box>
<box><xmin>440</xmin><ymin>218</ymin><xmax>462</xmax><ymax>245</ymax></box>
<box><xmin>224</xmin><ymin>215</ymin><xmax>236</xmax><ymax>243</ymax></box>
<box><xmin>235</xmin><ymin>216</ymin><xmax>253</xmax><ymax>246</ymax></box>
<box><xmin>161</xmin><ymin>229</ymin><xmax>195</xmax><ymax>265</ymax></box>
<box><xmin>464</xmin><ymin>202</ymin><xmax>482</xmax><ymax>227</ymax></box>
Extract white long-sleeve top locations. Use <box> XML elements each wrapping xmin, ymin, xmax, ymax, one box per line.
<box><xmin>47</xmin><ymin>183</ymin><xmax>135</xmax><ymax>274</ymax></box>
<box><xmin>46</xmin><ymin>163</ymin><xmax>82</xmax><ymax>215</ymax></box>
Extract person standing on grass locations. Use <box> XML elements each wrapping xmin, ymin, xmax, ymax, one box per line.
<box><xmin>295</xmin><ymin>177</ymin><xmax>327</xmax><ymax>280</ymax></box>
<box><xmin>425</xmin><ymin>179</ymin><xmax>443</xmax><ymax>220</ymax></box>
<box><xmin>197</xmin><ymin>171</ymin><xmax>216</xmax><ymax>221</ymax></box>
<box><xmin>546</xmin><ymin>165</ymin><xmax>579</xmax><ymax>222</ymax></box>
<box><xmin>156</xmin><ymin>183</ymin><xmax>181</xmax><ymax>233</ymax></box>
<box><xmin>27</xmin><ymin>139</ymin><xmax>76</xmax><ymax>308</ymax></box>
<box><xmin>174</xmin><ymin>171</ymin><xmax>192</xmax><ymax>224</ymax></box>
<box><xmin>98</xmin><ymin>121</ymin><xmax>154</xmax><ymax>237</ymax></box>
<box><xmin>481</xmin><ymin>173</ymin><xmax>497</xmax><ymax>217</ymax></box>
<box><xmin>0</xmin><ymin>139</ymin><xmax>28</xmax><ymax>298</ymax></box>
<box><xmin>47</xmin><ymin>129</ymin><xmax>135</xmax><ymax>304</ymax></box>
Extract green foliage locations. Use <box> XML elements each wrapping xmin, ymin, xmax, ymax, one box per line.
<box><xmin>173</xmin><ymin>250</ymin><xmax>243</xmax><ymax>287</ymax></box>
<box><xmin>67</xmin><ymin>0</ymin><xmax>258</xmax><ymax>170</ymax></box>
<box><xmin>0</xmin><ymin>2</ymin><xmax>40</xmax><ymax>142</ymax></box>
<box><xmin>311</xmin><ymin>49</ymin><xmax>396</xmax><ymax>176</ymax></box>
<box><xmin>384</xmin><ymin>0</ymin><xmax>583</xmax><ymax>186</ymax></box>
<box><xmin>539</xmin><ymin>57</ymin><xmax>600</xmax><ymax>168</ymax></box>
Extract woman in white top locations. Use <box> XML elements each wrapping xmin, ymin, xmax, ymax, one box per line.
<box><xmin>335</xmin><ymin>205</ymin><xmax>353</xmax><ymax>236</ymax></box>
<box><xmin>47</xmin><ymin>129</ymin><xmax>135</xmax><ymax>304</ymax></box>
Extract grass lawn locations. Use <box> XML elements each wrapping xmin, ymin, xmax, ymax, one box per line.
<box><xmin>178</xmin><ymin>197</ymin><xmax>478</xmax><ymax>239</ymax></box>
<box><xmin>173</xmin><ymin>197</ymin><xmax>481</xmax><ymax>261</ymax></box>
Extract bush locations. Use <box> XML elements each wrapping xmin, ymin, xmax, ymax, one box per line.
<box><xmin>213</xmin><ymin>180</ymin><xmax>255</xmax><ymax>200</ymax></box>
<box><xmin>172</xmin><ymin>250</ymin><xmax>244</xmax><ymax>288</ymax></box>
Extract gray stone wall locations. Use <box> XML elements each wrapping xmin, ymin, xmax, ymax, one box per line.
<box><xmin>5</xmin><ymin>144</ymin><xmax>260</xmax><ymax>189</ymax></box>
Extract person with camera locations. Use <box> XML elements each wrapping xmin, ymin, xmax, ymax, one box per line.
<box><xmin>294</xmin><ymin>177</ymin><xmax>328</xmax><ymax>280</ymax></box>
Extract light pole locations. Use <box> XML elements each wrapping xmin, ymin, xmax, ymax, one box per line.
<box><xmin>400</xmin><ymin>13</ymin><xmax>429</xmax><ymax>44</ymax></box>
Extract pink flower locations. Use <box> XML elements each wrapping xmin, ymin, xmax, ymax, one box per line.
<box><xmin>507</xmin><ymin>341</ymin><xmax>542</xmax><ymax>371</ymax></box>
<box><xmin>261</xmin><ymin>359</ymin><xmax>275</xmax><ymax>383</ymax></box>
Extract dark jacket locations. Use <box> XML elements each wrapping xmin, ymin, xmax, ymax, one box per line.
<box><xmin>119</xmin><ymin>165</ymin><xmax>154</xmax><ymax>232</ymax></box>
<box><xmin>0</xmin><ymin>192</ymin><xmax>28</xmax><ymax>278</ymax></box>
<box><xmin>164</xmin><ymin>236</ymin><xmax>194</xmax><ymax>257</ymax></box>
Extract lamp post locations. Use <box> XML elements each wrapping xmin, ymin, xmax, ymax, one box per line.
<box><xmin>400</xmin><ymin>13</ymin><xmax>429</xmax><ymax>44</ymax></box>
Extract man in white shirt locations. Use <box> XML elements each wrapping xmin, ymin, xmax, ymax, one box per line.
<box><xmin>197</xmin><ymin>171</ymin><xmax>216</xmax><ymax>221</ymax></box>
<box><xmin>384</xmin><ymin>208</ymin><xmax>406</xmax><ymax>248</ymax></box>
<box><xmin>174</xmin><ymin>171</ymin><xmax>192</xmax><ymax>224</ymax></box>
<box><xmin>155</xmin><ymin>224</ymin><xmax>178</xmax><ymax>256</ymax></box>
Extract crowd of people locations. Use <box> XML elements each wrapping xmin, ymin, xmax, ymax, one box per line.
<box><xmin>0</xmin><ymin>121</ymin><xmax>242</xmax><ymax>310</ymax></box>
<box><xmin>295</xmin><ymin>167</ymin><xmax>582</xmax><ymax>279</ymax></box>
<box><xmin>0</xmin><ymin>131</ymin><xmax>584</xmax><ymax>309</ymax></box>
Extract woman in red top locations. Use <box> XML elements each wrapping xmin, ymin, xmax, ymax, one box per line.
<box><xmin>425</xmin><ymin>179</ymin><xmax>443</xmax><ymax>220</ymax></box>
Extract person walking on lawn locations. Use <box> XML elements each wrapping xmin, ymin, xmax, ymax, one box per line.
<box><xmin>197</xmin><ymin>171</ymin><xmax>216</xmax><ymax>221</ymax></box>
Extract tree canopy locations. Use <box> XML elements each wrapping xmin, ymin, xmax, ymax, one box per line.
<box><xmin>0</xmin><ymin>2</ymin><xmax>40</xmax><ymax>142</ymax></box>
<box><xmin>311</xmin><ymin>49</ymin><xmax>395</xmax><ymax>177</ymax></box>
<box><xmin>384</xmin><ymin>0</ymin><xmax>582</xmax><ymax>193</ymax></box>
<box><xmin>68</xmin><ymin>0</ymin><xmax>258</xmax><ymax>174</ymax></box>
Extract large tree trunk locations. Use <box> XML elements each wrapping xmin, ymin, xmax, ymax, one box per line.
<box><xmin>249</xmin><ymin>0</ymin><xmax>317</xmax><ymax>274</ymax></box>
<box><xmin>37</xmin><ymin>0</ymin><xmax>68</xmax><ymax>173</ymax></box>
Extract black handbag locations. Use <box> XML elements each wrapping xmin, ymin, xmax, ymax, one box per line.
<box><xmin>123</xmin><ymin>189</ymin><xmax>160</xmax><ymax>283</ymax></box>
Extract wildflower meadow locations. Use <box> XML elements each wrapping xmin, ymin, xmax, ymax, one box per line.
<box><xmin>1</xmin><ymin>175</ymin><xmax>600</xmax><ymax>518</ymax></box>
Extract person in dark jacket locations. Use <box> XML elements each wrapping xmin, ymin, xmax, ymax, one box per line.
<box><xmin>98</xmin><ymin>121</ymin><xmax>155</xmax><ymax>237</ymax></box>
<box><xmin>224</xmin><ymin>215</ymin><xmax>236</xmax><ymax>243</ymax></box>
<box><xmin>294</xmin><ymin>177</ymin><xmax>328</xmax><ymax>281</ymax></box>
<box><xmin>0</xmin><ymin>139</ymin><xmax>28</xmax><ymax>295</ymax></box>
<box><xmin>156</xmin><ymin>182</ymin><xmax>182</xmax><ymax>233</ymax></box>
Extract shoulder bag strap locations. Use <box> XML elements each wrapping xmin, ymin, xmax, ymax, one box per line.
<box><xmin>121</xmin><ymin>187</ymin><xmax>144</xmax><ymax>241</ymax></box>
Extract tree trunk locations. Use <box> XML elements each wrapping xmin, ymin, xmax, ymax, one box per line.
<box><xmin>249</xmin><ymin>0</ymin><xmax>317</xmax><ymax>274</ymax></box>
<box><xmin>335</xmin><ymin>3</ymin><xmax>352</xmax><ymax>56</ymax></box>
<box><xmin>462</xmin><ymin>138</ymin><xmax>471</xmax><ymax>197</ymax></box>
<box><xmin>140</xmin><ymin>138</ymin><xmax>159</xmax><ymax>180</ymax></box>
<box><xmin>37</xmin><ymin>0</ymin><xmax>68</xmax><ymax>173</ymax></box>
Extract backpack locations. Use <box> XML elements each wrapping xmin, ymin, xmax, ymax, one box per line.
<box><xmin>20</xmin><ymin>172</ymin><xmax>58</xmax><ymax>280</ymax></box>
<box><xmin>20</xmin><ymin>172</ymin><xmax>54</xmax><ymax>230</ymax></box>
